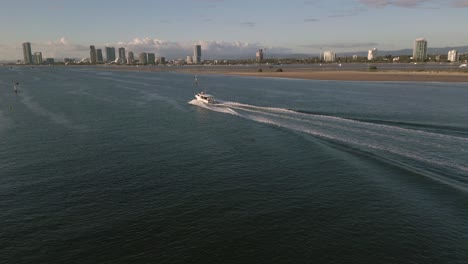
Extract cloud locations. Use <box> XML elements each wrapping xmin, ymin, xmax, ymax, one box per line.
<box><xmin>240</xmin><ymin>22</ymin><xmax>256</xmax><ymax>27</ymax></box>
<box><xmin>304</xmin><ymin>18</ymin><xmax>320</xmax><ymax>22</ymax></box>
<box><xmin>359</xmin><ymin>0</ymin><xmax>430</xmax><ymax>8</ymax></box>
<box><xmin>453</xmin><ymin>0</ymin><xmax>468</xmax><ymax>7</ymax></box>
<box><xmin>117</xmin><ymin>37</ymin><xmax>184</xmax><ymax>58</ymax></box>
<box><xmin>2</xmin><ymin>37</ymin><xmax>290</xmax><ymax>61</ymax></box>
<box><xmin>117</xmin><ymin>37</ymin><xmax>291</xmax><ymax>59</ymax></box>
<box><xmin>328</xmin><ymin>7</ymin><xmax>366</xmax><ymax>18</ymax></box>
<box><xmin>300</xmin><ymin>42</ymin><xmax>379</xmax><ymax>49</ymax></box>
<box><xmin>192</xmin><ymin>0</ymin><xmax>223</xmax><ymax>8</ymax></box>
<box><xmin>27</xmin><ymin>37</ymin><xmax>89</xmax><ymax>59</ymax></box>
<box><xmin>193</xmin><ymin>0</ymin><xmax>223</xmax><ymax>2</ymax></box>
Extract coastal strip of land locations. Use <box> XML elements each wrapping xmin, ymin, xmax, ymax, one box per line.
<box><xmin>174</xmin><ymin>67</ymin><xmax>468</xmax><ymax>83</ymax></box>
<box><xmin>54</xmin><ymin>64</ymin><xmax>468</xmax><ymax>83</ymax></box>
<box><xmin>223</xmin><ymin>70</ymin><xmax>468</xmax><ymax>82</ymax></box>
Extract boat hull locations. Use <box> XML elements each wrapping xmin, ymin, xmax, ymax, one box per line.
<box><xmin>195</xmin><ymin>93</ymin><xmax>216</xmax><ymax>104</ymax></box>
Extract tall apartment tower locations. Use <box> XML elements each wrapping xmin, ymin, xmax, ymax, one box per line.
<box><xmin>105</xmin><ymin>47</ymin><xmax>116</xmax><ymax>62</ymax></box>
<box><xmin>256</xmin><ymin>49</ymin><xmax>264</xmax><ymax>62</ymax></box>
<box><xmin>368</xmin><ymin>48</ymin><xmax>378</xmax><ymax>61</ymax></box>
<box><xmin>90</xmin><ymin>45</ymin><xmax>97</xmax><ymax>64</ymax></box>
<box><xmin>147</xmin><ymin>53</ymin><xmax>156</xmax><ymax>65</ymax></box>
<box><xmin>96</xmin><ymin>49</ymin><xmax>104</xmax><ymax>63</ymax></box>
<box><xmin>127</xmin><ymin>51</ymin><xmax>134</xmax><ymax>64</ymax></box>
<box><xmin>22</xmin><ymin>42</ymin><xmax>33</xmax><ymax>64</ymax></box>
<box><xmin>413</xmin><ymin>38</ymin><xmax>427</xmax><ymax>61</ymax></box>
<box><xmin>448</xmin><ymin>50</ymin><xmax>458</xmax><ymax>62</ymax></box>
<box><xmin>194</xmin><ymin>45</ymin><xmax>202</xmax><ymax>64</ymax></box>
<box><xmin>139</xmin><ymin>52</ymin><xmax>148</xmax><ymax>65</ymax></box>
<box><xmin>33</xmin><ymin>52</ymin><xmax>43</xmax><ymax>64</ymax></box>
<box><xmin>118</xmin><ymin>47</ymin><xmax>127</xmax><ymax>64</ymax></box>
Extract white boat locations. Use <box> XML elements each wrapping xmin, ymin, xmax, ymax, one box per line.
<box><xmin>195</xmin><ymin>92</ymin><xmax>216</xmax><ymax>104</ymax></box>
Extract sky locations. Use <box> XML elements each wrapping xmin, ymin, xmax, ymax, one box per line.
<box><xmin>1</xmin><ymin>0</ymin><xmax>467</xmax><ymax>60</ymax></box>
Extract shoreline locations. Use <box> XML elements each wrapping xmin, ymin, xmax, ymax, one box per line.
<box><xmin>102</xmin><ymin>65</ymin><xmax>468</xmax><ymax>83</ymax></box>
<box><xmin>12</xmin><ymin>64</ymin><xmax>468</xmax><ymax>83</ymax></box>
<box><xmin>220</xmin><ymin>70</ymin><xmax>468</xmax><ymax>83</ymax></box>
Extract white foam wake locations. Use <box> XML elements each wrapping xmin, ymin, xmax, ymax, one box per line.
<box><xmin>191</xmin><ymin>99</ymin><xmax>468</xmax><ymax>190</ymax></box>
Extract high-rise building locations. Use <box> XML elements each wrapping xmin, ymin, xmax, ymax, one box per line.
<box><xmin>368</xmin><ymin>48</ymin><xmax>378</xmax><ymax>61</ymax></box>
<box><xmin>33</xmin><ymin>52</ymin><xmax>43</xmax><ymax>65</ymax></box>
<box><xmin>194</xmin><ymin>45</ymin><xmax>202</xmax><ymax>64</ymax></box>
<box><xmin>105</xmin><ymin>47</ymin><xmax>116</xmax><ymax>62</ymax></box>
<box><xmin>413</xmin><ymin>38</ymin><xmax>427</xmax><ymax>61</ymax></box>
<box><xmin>118</xmin><ymin>47</ymin><xmax>127</xmax><ymax>64</ymax></box>
<box><xmin>90</xmin><ymin>45</ymin><xmax>97</xmax><ymax>64</ymax></box>
<box><xmin>22</xmin><ymin>42</ymin><xmax>33</xmax><ymax>64</ymax></box>
<box><xmin>256</xmin><ymin>49</ymin><xmax>264</xmax><ymax>62</ymax></box>
<box><xmin>139</xmin><ymin>52</ymin><xmax>148</xmax><ymax>64</ymax></box>
<box><xmin>323</xmin><ymin>51</ymin><xmax>336</xmax><ymax>62</ymax></box>
<box><xmin>127</xmin><ymin>51</ymin><xmax>134</xmax><ymax>64</ymax></box>
<box><xmin>96</xmin><ymin>49</ymin><xmax>103</xmax><ymax>63</ymax></box>
<box><xmin>147</xmin><ymin>53</ymin><xmax>156</xmax><ymax>64</ymax></box>
<box><xmin>448</xmin><ymin>50</ymin><xmax>458</xmax><ymax>62</ymax></box>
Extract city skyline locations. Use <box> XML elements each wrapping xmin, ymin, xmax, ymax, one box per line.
<box><xmin>2</xmin><ymin>0</ymin><xmax>468</xmax><ymax>60</ymax></box>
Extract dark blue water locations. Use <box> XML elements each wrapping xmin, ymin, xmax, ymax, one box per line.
<box><xmin>1</xmin><ymin>66</ymin><xmax>468</xmax><ymax>263</ymax></box>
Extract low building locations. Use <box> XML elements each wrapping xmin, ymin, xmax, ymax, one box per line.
<box><xmin>45</xmin><ymin>58</ymin><xmax>55</xmax><ymax>64</ymax></box>
<box><xmin>64</xmin><ymin>58</ymin><xmax>75</xmax><ymax>63</ymax></box>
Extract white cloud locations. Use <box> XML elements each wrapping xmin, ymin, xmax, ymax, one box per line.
<box><xmin>240</xmin><ymin>22</ymin><xmax>256</xmax><ymax>27</ymax></box>
<box><xmin>31</xmin><ymin>37</ymin><xmax>88</xmax><ymax>59</ymax></box>
<box><xmin>0</xmin><ymin>37</ymin><xmax>291</xmax><ymax>61</ymax></box>
<box><xmin>116</xmin><ymin>37</ymin><xmax>291</xmax><ymax>59</ymax></box>
<box><xmin>453</xmin><ymin>0</ymin><xmax>468</xmax><ymax>7</ymax></box>
<box><xmin>359</xmin><ymin>0</ymin><xmax>431</xmax><ymax>8</ymax></box>
<box><xmin>300</xmin><ymin>42</ymin><xmax>379</xmax><ymax>49</ymax></box>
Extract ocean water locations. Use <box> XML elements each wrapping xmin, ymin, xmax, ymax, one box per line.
<box><xmin>1</xmin><ymin>66</ymin><xmax>467</xmax><ymax>263</ymax></box>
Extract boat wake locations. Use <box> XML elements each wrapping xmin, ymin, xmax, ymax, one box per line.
<box><xmin>190</xmin><ymin>99</ymin><xmax>468</xmax><ymax>191</ymax></box>
<box><xmin>189</xmin><ymin>99</ymin><xmax>241</xmax><ymax>116</ymax></box>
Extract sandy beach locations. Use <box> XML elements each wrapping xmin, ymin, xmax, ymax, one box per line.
<box><xmin>174</xmin><ymin>67</ymin><xmax>468</xmax><ymax>83</ymax></box>
<box><xmin>88</xmin><ymin>64</ymin><xmax>468</xmax><ymax>83</ymax></box>
<box><xmin>223</xmin><ymin>70</ymin><xmax>468</xmax><ymax>82</ymax></box>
